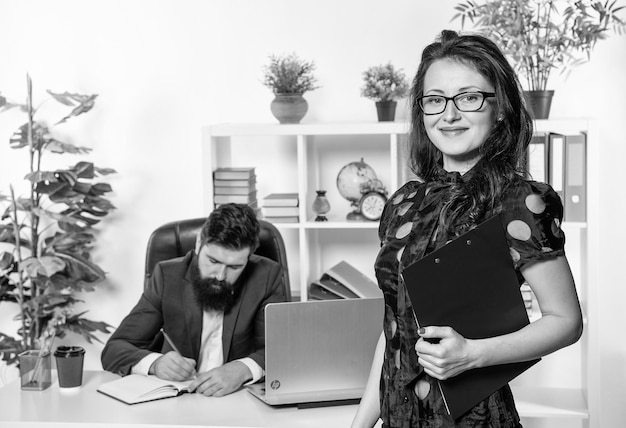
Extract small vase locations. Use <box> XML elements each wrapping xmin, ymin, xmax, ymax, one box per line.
<box><xmin>524</xmin><ymin>90</ymin><xmax>554</xmax><ymax>120</ymax></box>
<box><xmin>270</xmin><ymin>94</ymin><xmax>308</xmax><ymax>124</ymax></box>
<box><xmin>312</xmin><ymin>190</ymin><xmax>331</xmax><ymax>222</ymax></box>
<box><xmin>375</xmin><ymin>101</ymin><xmax>397</xmax><ymax>122</ymax></box>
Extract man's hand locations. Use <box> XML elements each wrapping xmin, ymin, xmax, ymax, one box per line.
<box><xmin>149</xmin><ymin>351</ymin><xmax>197</xmax><ymax>381</ymax></box>
<box><xmin>188</xmin><ymin>361</ymin><xmax>252</xmax><ymax>397</ymax></box>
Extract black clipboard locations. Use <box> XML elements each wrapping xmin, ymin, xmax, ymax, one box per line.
<box><xmin>402</xmin><ymin>214</ymin><xmax>539</xmax><ymax>420</ymax></box>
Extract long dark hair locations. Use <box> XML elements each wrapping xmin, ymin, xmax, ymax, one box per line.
<box><xmin>409</xmin><ymin>29</ymin><xmax>533</xmax><ymax>232</ymax></box>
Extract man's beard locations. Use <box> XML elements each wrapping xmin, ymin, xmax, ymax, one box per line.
<box><xmin>190</xmin><ymin>258</ymin><xmax>242</xmax><ymax>312</ymax></box>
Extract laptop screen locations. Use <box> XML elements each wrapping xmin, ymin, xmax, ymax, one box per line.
<box><xmin>258</xmin><ymin>298</ymin><xmax>384</xmax><ymax>405</ymax></box>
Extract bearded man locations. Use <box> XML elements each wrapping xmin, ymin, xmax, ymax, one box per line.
<box><xmin>101</xmin><ymin>204</ymin><xmax>288</xmax><ymax>397</ymax></box>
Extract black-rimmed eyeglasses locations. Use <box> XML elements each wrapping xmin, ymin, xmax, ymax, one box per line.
<box><xmin>417</xmin><ymin>91</ymin><xmax>496</xmax><ymax>115</ymax></box>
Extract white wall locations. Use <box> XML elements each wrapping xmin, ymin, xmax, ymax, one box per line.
<box><xmin>0</xmin><ymin>0</ymin><xmax>624</xmax><ymax>425</ymax></box>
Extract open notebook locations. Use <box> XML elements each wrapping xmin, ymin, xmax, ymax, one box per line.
<box><xmin>97</xmin><ymin>374</ymin><xmax>192</xmax><ymax>404</ymax></box>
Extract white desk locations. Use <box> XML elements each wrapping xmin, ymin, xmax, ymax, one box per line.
<box><xmin>0</xmin><ymin>371</ymin><xmax>363</xmax><ymax>428</ymax></box>
<box><xmin>1</xmin><ymin>370</ymin><xmax>584</xmax><ymax>427</ymax></box>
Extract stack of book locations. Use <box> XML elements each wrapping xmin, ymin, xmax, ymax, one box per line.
<box><xmin>213</xmin><ymin>167</ymin><xmax>257</xmax><ymax>208</ymax></box>
<box><xmin>261</xmin><ymin>193</ymin><xmax>299</xmax><ymax>223</ymax></box>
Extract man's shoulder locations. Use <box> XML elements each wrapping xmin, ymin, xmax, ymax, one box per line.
<box><xmin>154</xmin><ymin>251</ymin><xmax>194</xmax><ymax>276</ymax></box>
<box><xmin>242</xmin><ymin>254</ymin><xmax>284</xmax><ymax>286</ymax></box>
<box><xmin>246</xmin><ymin>254</ymin><xmax>281</xmax><ymax>271</ymax></box>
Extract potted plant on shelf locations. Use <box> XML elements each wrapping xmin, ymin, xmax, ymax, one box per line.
<box><xmin>262</xmin><ymin>53</ymin><xmax>320</xmax><ymax>124</ymax></box>
<box><xmin>0</xmin><ymin>75</ymin><xmax>115</xmax><ymax>375</ymax></box>
<box><xmin>360</xmin><ymin>62</ymin><xmax>409</xmax><ymax>122</ymax></box>
<box><xmin>453</xmin><ymin>0</ymin><xmax>626</xmax><ymax>118</ymax></box>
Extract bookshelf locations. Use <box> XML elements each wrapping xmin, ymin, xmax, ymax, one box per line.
<box><xmin>201</xmin><ymin>119</ymin><xmax>597</xmax><ymax>427</ymax></box>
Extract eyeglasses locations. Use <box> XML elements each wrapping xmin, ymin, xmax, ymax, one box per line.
<box><xmin>417</xmin><ymin>91</ymin><xmax>496</xmax><ymax>115</ymax></box>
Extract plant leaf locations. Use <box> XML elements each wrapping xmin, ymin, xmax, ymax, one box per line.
<box><xmin>95</xmin><ymin>167</ymin><xmax>117</xmax><ymax>175</ymax></box>
<box><xmin>21</xmin><ymin>256</ymin><xmax>66</xmax><ymax>278</ymax></box>
<box><xmin>54</xmin><ymin>94</ymin><xmax>98</xmax><ymax>125</ymax></box>
<box><xmin>45</xmin><ymin>139</ymin><xmax>92</xmax><ymax>155</ymax></box>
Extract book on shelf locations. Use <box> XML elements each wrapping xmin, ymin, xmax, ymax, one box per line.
<box><xmin>214</xmin><ymin>192</ymin><xmax>257</xmax><ymax>205</ymax></box>
<box><xmin>213</xmin><ymin>177</ymin><xmax>256</xmax><ymax>188</ymax></box>
<box><xmin>265</xmin><ymin>216</ymin><xmax>299</xmax><ymax>223</ymax></box>
<box><xmin>214</xmin><ymin>186</ymin><xmax>256</xmax><ymax>195</ymax></box>
<box><xmin>401</xmin><ymin>215</ymin><xmax>539</xmax><ymax>420</ymax></box>
<box><xmin>97</xmin><ymin>374</ymin><xmax>191</xmax><ymax>405</ymax></box>
<box><xmin>215</xmin><ymin>200</ymin><xmax>258</xmax><ymax>210</ymax></box>
<box><xmin>262</xmin><ymin>192</ymin><xmax>299</xmax><ymax>207</ymax></box>
<box><xmin>213</xmin><ymin>167</ymin><xmax>255</xmax><ymax>181</ymax></box>
<box><xmin>262</xmin><ymin>206</ymin><xmax>299</xmax><ymax>217</ymax></box>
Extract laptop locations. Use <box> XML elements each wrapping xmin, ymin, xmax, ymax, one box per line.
<box><xmin>246</xmin><ymin>297</ymin><xmax>384</xmax><ymax>406</ymax></box>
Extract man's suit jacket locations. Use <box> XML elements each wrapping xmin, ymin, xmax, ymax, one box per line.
<box><xmin>101</xmin><ymin>251</ymin><xmax>287</xmax><ymax>376</ymax></box>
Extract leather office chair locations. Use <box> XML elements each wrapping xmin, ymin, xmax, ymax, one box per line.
<box><xmin>144</xmin><ymin>218</ymin><xmax>291</xmax><ymax>301</ymax></box>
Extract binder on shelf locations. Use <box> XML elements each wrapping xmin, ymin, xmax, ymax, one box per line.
<box><xmin>309</xmin><ymin>261</ymin><xmax>382</xmax><ymax>300</ymax></box>
<box><xmin>308</xmin><ymin>283</ymin><xmax>342</xmax><ymax>300</ymax></box>
<box><xmin>262</xmin><ymin>193</ymin><xmax>299</xmax><ymax>207</ymax></box>
<box><xmin>563</xmin><ymin>132</ymin><xmax>587</xmax><ymax>222</ymax></box>
<box><xmin>309</xmin><ymin>278</ymin><xmax>359</xmax><ymax>300</ymax></box>
<box><xmin>548</xmin><ymin>133</ymin><xmax>565</xmax><ymax>202</ymax></box>
<box><xmin>527</xmin><ymin>132</ymin><xmax>549</xmax><ymax>183</ymax></box>
<box><xmin>401</xmin><ymin>215</ymin><xmax>539</xmax><ymax>420</ymax></box>
<box><xmin>213</xmin><ymin>167</ymin><xmax>255</xmax><ymax>180</ymax></box>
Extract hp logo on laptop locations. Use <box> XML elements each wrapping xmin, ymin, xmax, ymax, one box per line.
<box><xmin>270</xmin><ymin>380</ymin><xmax>281</xmax><ymax>390</ymax></box>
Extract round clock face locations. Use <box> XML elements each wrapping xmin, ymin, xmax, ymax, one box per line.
<box><xmin>359</xmin><ymin>192</ymin><xmax>387</xmax><ymax>221</ymax></box>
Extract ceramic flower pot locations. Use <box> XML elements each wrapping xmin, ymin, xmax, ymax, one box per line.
<box><xmin>524</xmin><ymin>90</ymin><xmax>554</xmax><ymax>120</ymax></box>
<box><xmin>375</xmin><ymin>101</ymin><xmax>397</xmax><ymax>122</ymax></box>
<box><xmin>270</xmin><ymin>94</ymin><xmax>308</xmax><ymax>124</ymax></box>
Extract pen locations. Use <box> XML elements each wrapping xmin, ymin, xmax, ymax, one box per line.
<box><xmin>160</xmin><ymin>328</ymin><xmax>182</xmax><ymax>354</ymax></box>
<box><xmin>160</xmin><ymin>328</ymin><xmax>197</xmax><ymax>380</ymax></box>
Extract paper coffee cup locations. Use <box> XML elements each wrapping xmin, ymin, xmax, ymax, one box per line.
<box><xmin>54</xmin><ymin>346</ymin><xmax>85</xmax><ymax>388</ymax></box>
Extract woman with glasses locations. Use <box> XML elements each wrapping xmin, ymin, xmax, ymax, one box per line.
<box><xmin>352</xmin><ymin>30</ymin><xmax>583</xmax><ymax>428</ymax></box>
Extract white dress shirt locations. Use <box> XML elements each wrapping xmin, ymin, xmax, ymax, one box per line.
<box><xmin>132</xmin><ymin>309</ymin><xmax>263</xmax><ymax>384</ymax></box>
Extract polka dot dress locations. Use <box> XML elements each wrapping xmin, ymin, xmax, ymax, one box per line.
<box><xmin>374</xmin><ymin>170</ymin><xmax>565</xmax><ymax>428</ymax></box>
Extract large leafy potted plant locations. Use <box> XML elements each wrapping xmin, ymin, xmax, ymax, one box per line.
<box><xmin>360</xmin><ymin>63</ymin><xmax>409</xmax><ymax>122</ymax></box>
<box><xmin>0</xmin><ymin>75</ymin><xmax>115</xmax><ymax>369</ymax></box>
<box><xmin>453</xmin><ymin>0</ymin><xmax>626</xmax><ymax>118</ymax></box>
<box><xmin>262</xmin><ymin>53</ymin><xmax>319</xmax><ymax>124</ymax></box>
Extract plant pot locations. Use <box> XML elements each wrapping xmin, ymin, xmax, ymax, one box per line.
<box><xmin>375</xmin><ymin>101</ymin><xmax>397</xmax><ymax>122</ymax></box>
<box><xmin>524</xmin><ymin>90</ymin><xmax>554</xmax><ymax>120</ymax></box>
<box><xmin>270</xmin><ymin>94</ymin><xmax>308</xmax><ymax>124</ymax></box>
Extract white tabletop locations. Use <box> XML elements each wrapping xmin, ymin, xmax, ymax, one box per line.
<box><xmin>0</xmin><ymin>371</ymin><xmax>364</xmax><ymax>428</ymax></box>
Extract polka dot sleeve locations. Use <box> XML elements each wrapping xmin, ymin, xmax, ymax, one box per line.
<box><xmin>501</xmin><ymin>180</ymin><xmax>566</xmax><ymax>270</ymax></box>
